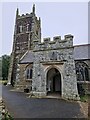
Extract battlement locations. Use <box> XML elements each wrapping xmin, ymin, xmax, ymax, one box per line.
<box><xmin>17</xmin><ymin>12</ymin><xmax>33</xmax><ymax>19</ymax></box>
<box><xmin>43</xmin><ymin>37</ymin><xmax>50</xmax><ymax>43</ymax></box>
<box><xmin>17</xmin><ymin>13</ymin><xmax>40</xmax><ymax>23</ymax></box>
<box><xmin>64</xmin><ymin>34</ymin><xmax>73</xmax><ymax>40</ymax></box>
<box><xmin>16</xmin><ymin>4</ymin><xmax>36</xmax><ymax>19</ymax></box>
<box><xmin>33</xmin><ymin>34</ymin><xmax>74</xmax><ymax>51</ymax></box>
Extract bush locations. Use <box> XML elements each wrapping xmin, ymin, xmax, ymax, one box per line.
<box><xmin>3</xmin><ymin>81</ymin><xmax>7</xmax><ymax>86</ymax></box>
<box><xmin>80</xmin><ymin>95</ymin><xmax>88</xmax><ymax>102</ymax></box>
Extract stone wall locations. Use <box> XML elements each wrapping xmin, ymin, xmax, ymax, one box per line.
<box><xmin>33</xmin><ymin>35</ymin><xmax>73</xmax><ymax>52</ymax></box>
<box><xmin>15</xmin><ymin>63</ymin><xmax>32</xmax><ymax>91</ymax></box>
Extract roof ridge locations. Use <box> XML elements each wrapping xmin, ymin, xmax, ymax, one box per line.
<box><xmin>74</xmin><ymin>44</ymin><xmax>90</xmax><ymax>47</ymax></box>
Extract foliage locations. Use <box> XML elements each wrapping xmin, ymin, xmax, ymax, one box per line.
<box><xmin>0</xmin><ymin>57</ymin><xmax>2</xmax><ymax>79</ymax></box>
<box><xmin>5</xmin><ymin>112</ymin><xmax>13</xmax><ymax>120</ymax></box>
<box><xmin>3</xmin><ymin>81</ymin><xmax>8</xmax><ymax>85</ymax></box>
<box><xmin>1</xmin><ymin>55</ymin><xmax>10</xmax><ymax>80</ymax></box>
<box><xmin>0</xmin><ymin>80</ymin><xmax>7</xmax><ymax>84</ymax></box>
<box><xmin>2</xmin><ymin>111</ymin><xmax>14</xmax><ymax>120</ymax></box>
<box><xmin>80</xmin><ymin>94</ymin><xmax>89</xmax><ymax>102</ymax></box>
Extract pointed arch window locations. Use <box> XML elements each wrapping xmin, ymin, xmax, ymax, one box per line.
<box><xmin>75</xmin><ymin>62</ymin><xmax>89</xmax><ymax>81</ymax></box>
<box><xmin>25</xmin><ymin>66</ymin><xmax>33</xmax><ymax>80</ymax></box>
<box><xmin>26</xmin><ymin>67</ymin><xmax>33</xmax><ymax>79</ymax></box>
<box><xmin>85</xmin><ymin>67</ymin><xmax>89</xmax><ymax>81</ymax></box>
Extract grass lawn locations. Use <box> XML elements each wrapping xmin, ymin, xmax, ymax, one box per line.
<box><xmin>0</xmin><ymin>80</ymin><xmax>8</xmax><ymax>85</ymax></box>
<box><xmin>80</xmin><ymin>94</ymin><xmax>90</xmax><ymax>102</ymax></box>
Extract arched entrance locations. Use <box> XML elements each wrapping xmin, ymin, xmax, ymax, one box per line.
<box><xmin>46</xmin><ymin>68</ymin><xmax>61</xmax><ymax>96</ymax></box>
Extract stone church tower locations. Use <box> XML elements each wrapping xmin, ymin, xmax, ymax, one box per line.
<box><xmin>8</xmin><ymin>4</ymin><xmax>41</xmax><ymax>85</ymax></box>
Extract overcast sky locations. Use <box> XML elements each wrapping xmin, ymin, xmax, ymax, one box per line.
<box><xmin>1</xmin><ymin>1</ymin><xmax>88</xmax><ymax>56</ymax></box>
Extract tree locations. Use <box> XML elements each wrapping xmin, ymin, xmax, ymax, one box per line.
<box><xmin>2</xmin><ymin>55</ymin><xmax>10</xmax><ymax>80</ymax></box>
<box><xmin>0</xmin><ymin>57</ymin><xmax>2</xmax><ymax>79</ymax></box>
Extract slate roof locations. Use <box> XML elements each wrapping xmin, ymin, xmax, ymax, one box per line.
<box><xmin>19</xmin><ymin>51</ymin><xmax>34</xmax><ymax>64</ymax></box>
<box><xmin>74</xmin><ymin>44</ymin><xmax>90</xmax><ymax>60</ymax></box>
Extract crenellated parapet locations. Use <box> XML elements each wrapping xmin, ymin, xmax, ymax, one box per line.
<box><xmin>17</xmin><ymin>12</ymin><xmax>35</xmax><ymax>19</ymax></box>
<box><xmin>33</xmin><ymin>34</ymin><xmax>74</xmax><ymax>51</ymax></box>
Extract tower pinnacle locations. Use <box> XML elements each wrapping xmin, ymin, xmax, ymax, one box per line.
<box><xmin>16</xmin><ymin>7</ymin><xmax>19</xmax><ymax>17</ymax></box>
<box><xmin>32</xmin><ymin>4</ymin><xmax>35</xmax><ymax>14</ymax></box>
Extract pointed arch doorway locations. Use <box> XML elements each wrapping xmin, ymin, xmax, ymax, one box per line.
<box><xmin>46</xmin><ymin>67</ymin><xmax>62</xmax><ymax>96</ymax></box>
